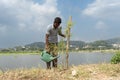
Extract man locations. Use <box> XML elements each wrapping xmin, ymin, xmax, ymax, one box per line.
<box><xmin>45</xmin><ymin>17</ymin><xmax>65</xmax><ymax>69</ymax></box>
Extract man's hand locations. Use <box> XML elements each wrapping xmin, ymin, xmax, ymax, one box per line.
<box><xmin>60</xmin><ymin>33</ymin><xmax>66</xmax><ymax>38</ymax></box>
<box><xmin>63</xmin><ymin>34</ymin><xmax>66</xmax><ymax>38</ymax></box>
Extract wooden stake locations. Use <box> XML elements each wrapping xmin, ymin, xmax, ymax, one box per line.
<box><xmin>66</xmin><ymin>16</ymin><xmax>73</xmax><ymax>69</ymax></box>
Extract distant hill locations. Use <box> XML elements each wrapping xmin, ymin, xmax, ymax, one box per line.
<box><xmin>86</xmin><ymin>37</ymin><xmax>120</xmax><ymax>49</ymax></box>
<box><xmin>69</xmin><ymin>41</ymin><xmax>86</xmax><ymax>48</ymax></box>
<box><xmin>25</xmin><ymin>42</ymin><xmax>45</xmax><ymax>49</ymax></box>
<box><xmin>24</xmin><ymin>37</ymin><xmax>120</xmax><ymax>49</ymax></box>
<box><xmin>106</xmin><ymin>37</ymin><xmax>120</xmax><ymax>44</ymax></box>
<box><xmin>25</xmin><ymin>41</ymin><xmax>86</xmax><ymax>49</ymax></box>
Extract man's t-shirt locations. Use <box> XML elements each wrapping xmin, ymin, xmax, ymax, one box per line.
<box><xmin>46</xmin><ymin>24</ymin><xmax>62</xmax><ymax>43</ymax></box>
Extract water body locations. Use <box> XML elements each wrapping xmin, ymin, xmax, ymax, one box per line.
<box><xmin>0</xmin><ymin>52</ymin><xmax>114</xmax><ymax>71</ymax></box>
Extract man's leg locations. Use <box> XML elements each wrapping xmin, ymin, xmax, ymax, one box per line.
<box><xmin>46</xmin><ymin>62</ymin><xmax>51</xmax><ymax>69</ymax></box>
<box><xmin>49</xmin><ymin>43</ymin><xmax>58</xmax><ymax>68</ymax></box>
<box><xmin>46</xmin><ymin>43</ymin><xmax>51</xmax><ymax>69</ymax></box>
<box><xmin>53</xmin><ymin>58</ymin><xmax>57</xmax><ymax>67</ymax></box>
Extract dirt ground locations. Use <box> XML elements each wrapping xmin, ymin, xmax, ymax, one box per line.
<box><xmin>0</xmin><ymin>63</ymin><xmax>120</xmax><ymax>80</ymax></box>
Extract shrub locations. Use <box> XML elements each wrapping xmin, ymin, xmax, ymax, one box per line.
<box><xmin>111</xmin><ymin>51</ymin><xmax>120</xmax><ymax>64</ymax></box>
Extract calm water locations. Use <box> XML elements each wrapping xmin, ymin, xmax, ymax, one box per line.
<box><xmin>0</xmin><ymin>52</ymin><xmax>114</xmax><ymax>71</ymax></box>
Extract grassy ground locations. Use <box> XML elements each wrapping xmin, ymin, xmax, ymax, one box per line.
<box><xmin>0</xmin><ymin>63</ymin><xmax>120</xmax><ymax>80</ymax></box>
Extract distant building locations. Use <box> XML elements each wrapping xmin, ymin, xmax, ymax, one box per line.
<box><xmin>75</xmin><ymin>47</ymin><xmax>79</xmax><ymax>50</ymax></box>
<box><xmin>112</xmin><ymin>44</ymin><xmax>120</xmax><ymax>50</ymax></box>
<box><xmin>83</xmin><ymin>45</ymin><xmax>91</xmax><ymax>48</ymax></box>
<box><xmin>112</xmin><ymin>44</ymin><xmax>120</xmax><ymax>48</ymax></box>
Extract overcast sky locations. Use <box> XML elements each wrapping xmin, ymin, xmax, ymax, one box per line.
<box><xmin>0</xmin><ymin>0</ymin><xmax>120</xmax><ymax>48</ymax></box>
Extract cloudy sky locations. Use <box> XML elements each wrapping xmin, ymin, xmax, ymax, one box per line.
<box><xmin>0</xmin><ymin>0</ymin><xmax>120</xmax><ymax>48</ymax></box>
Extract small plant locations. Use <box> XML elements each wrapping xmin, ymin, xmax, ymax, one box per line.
<box><xmin>111</xmin><ymin>51</ymin><xmax>120</xmax><ymax>64</ymax></box>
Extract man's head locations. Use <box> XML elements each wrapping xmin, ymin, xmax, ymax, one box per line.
<box><xmin>53</xmin><ymin>17</ymin><xmax>61</xmax><ymax>29</ymax></box>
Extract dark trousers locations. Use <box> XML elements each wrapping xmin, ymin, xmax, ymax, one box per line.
<box><xmin>46</xmin><ymin>43</ymin><xmax>58</xmax><ymax>69</ymax></box>
<box><xmin>46</xmin><ymin>58</ymin><xmax>57</xmax><ymax>69</ymax></box>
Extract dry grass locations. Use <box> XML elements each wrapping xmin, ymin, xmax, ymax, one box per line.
<box><xmin>0</xmin><ymin>63</ymin><xmax>120</xmax><ymax>80</ymax></box>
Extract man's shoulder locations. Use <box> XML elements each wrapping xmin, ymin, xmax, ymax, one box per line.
<box><xmin>47</xmin><ymin>24</ymin><xmax>53</xmax><ymax>31</ymax></box>
<box><xmin>47</xmin><ymin>24</ymin><xmax>53</xmax><ymax>28</ymax></box>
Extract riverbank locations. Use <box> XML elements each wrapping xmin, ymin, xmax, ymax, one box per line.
<box><xmin>0</xmin><ymin>63</ymin><xmax>120</xmax><ymax>80</ymax></box>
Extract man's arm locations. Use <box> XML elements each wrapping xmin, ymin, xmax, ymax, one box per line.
<box><xmin>45</xmin><ymin>34</ymin><xmax>49</xmax><ymax>49</ymax></box>
<box><xmin>58</xmin><ymin>27</ymin><xmax>66</xmax><ymax>38</ymax></box>
<box><xmin>59</xmin><ymin>33</ymin><xmax>66</xmax><ymax>38</ymax></box>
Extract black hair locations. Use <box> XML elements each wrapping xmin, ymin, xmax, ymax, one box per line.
<box><xmin>54</xmin><ymin>17</ymin><xmax>62</xmax><ymax>23</ymax></box>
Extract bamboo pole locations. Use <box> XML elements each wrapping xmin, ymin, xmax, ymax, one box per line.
<box><xmin>66</xmin><ymin>16</ymin><xmax>73</xmax><ymax>69</ymax></box>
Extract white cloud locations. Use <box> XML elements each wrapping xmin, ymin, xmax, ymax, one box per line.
<box><xmin>0</xmin><ymin>0</ymin><xmax>61</xmax><ymax>32</ymax></box>
<box><xmin>82</xmin><ymin>0</ymin><xmax>120</xmax><ymax>20</ymax></box>
<box><xmin>0</xmin><ymin>0</ymin><xmax>62</xmax><ymax>48</ymax></box>
<box><xmin>95</xmin><ymin>21</ymin><xmax>108</xmax><ymax>30</ymax></box>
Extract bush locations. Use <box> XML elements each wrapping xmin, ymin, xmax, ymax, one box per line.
<box><xmin>111</xmin><ymin>51</ymin><xmax>120</xmax><ymax>64</ymax></box>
